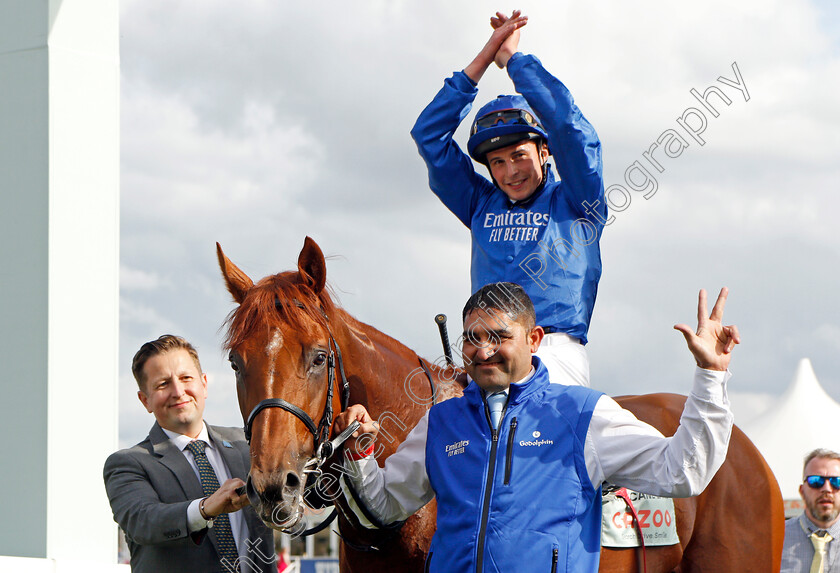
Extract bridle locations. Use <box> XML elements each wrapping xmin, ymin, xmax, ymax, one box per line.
<box><xmin>241</xmin><ymin>300</ymin><xmax>354</xmax><ymax>534</ymax></box>
<box><xmin>243</xmin><ymin>328</ymin><xmax>350</xmax><ymax>462</ymax></box>
<box><xmin>238</xmin><ymin>298</ymin><xmax>431</xmax><ymax>542</ymax></box>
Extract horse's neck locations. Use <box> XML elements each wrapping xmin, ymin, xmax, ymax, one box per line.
<box><xmin>334</xmin><ymin>309</ymin><xmax>421</xmax><ymax>376</ymax></box>
<box><xmin>332</xmin><ymin>310</ymin><xmax>431</xmax><ymax>434</ymax></box>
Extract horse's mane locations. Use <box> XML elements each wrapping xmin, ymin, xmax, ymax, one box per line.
<box><xmin>223</xmin><ymin>271</ymin><xmax>338</xmax><ymax>350</ymax></box>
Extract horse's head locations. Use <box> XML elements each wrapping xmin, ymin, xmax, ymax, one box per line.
<box><xmin>217</xmin><ymin>237</ymin><xmax>342</xmax><ymax>531</ymax></box>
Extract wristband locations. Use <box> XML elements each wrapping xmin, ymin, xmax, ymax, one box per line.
<box><xmin>347</xmin><ymin>443</ymin><xmax>375</xmax><ymax>461</ymax></box>
<box><xmin>199</xmin><ymin>497</ymin><xmax>215</xmax><ymax>528</ymax></box>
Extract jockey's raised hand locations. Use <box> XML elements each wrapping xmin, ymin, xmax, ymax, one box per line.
<box><xmin>464</xmin><ymin>10</ymin><xmax>527</xmax><ymax>83</ymax></box>
<box><xmin>490</xmin><ymin>10</ymin><xmax>524</xmax><ymax>69</ymax></box>
<box><xmin>674</xmin><ymin>288</ymin><xmax>741</xmax><ymax>371</ymax></box>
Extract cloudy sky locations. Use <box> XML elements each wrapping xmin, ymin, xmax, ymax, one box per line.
<box><xmin>118</xmin><ymin>0</ymin><xmax>840</xmax><ymax>448</ymax></box>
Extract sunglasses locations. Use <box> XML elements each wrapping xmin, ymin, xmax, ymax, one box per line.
<box><xmin>804</xmin><ymin>475</ymin><xmax>840</xmax><ymax>490</ymax></box>
<box><xmin>472</xmin><ymin>109</ymin><xmax>541</xmax><ymax>135</ymax></box>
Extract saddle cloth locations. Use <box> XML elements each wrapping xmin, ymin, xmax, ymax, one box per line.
<box><xmin>601</xmin><ymin>486</ymin><xmax>680</xmax><ymax>548</ymax></box>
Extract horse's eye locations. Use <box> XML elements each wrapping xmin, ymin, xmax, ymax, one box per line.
<box><xmin>313</xmin><ymin>351</ymin><xmax>327</xmax><ymax>367</ymax></box>
<box><xmin>228</xmin><ymin>353</ymin><xmax>239</xmax><ymax>373</ymax></box>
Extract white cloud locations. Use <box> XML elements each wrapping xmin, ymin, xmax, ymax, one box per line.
<box><xmin>121</xmin><ymin>82</ymin><xmax>322</xmax><ymax>224</ymax></box>
<box><xmin>120</xmin><ymin>264</ymin><xmax>168</xmax><ymax>291</ymax></box>
<box><xmin>119</xmin><ymin>298</ymin><xmax>177</xmax><ymax>332</ymax></box>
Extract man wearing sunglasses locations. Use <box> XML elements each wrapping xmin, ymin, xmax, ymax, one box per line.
<box><xmin>411</xmin><ymin>12</ymin><xmax>605</xmax><ymax>387</ymax></box>
<box><xmin>781</xmin><ymin>449</ymin><xmax>840</xmax><ymax>572</ymax></box>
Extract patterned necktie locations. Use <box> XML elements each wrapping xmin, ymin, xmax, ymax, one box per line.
<box><xmin>810</xmin><ymin>530</ymin><xmax>833</xmax><ymax>573</ymax></box>
<box><xmin>186</xmin><ymin>440</ymin><xmax>239</xmax><ymax>569</ymax></box>
<box><xmin>487</xmin><ymin>391</ymin><xmax>507</xmax><ymax>429</ymax></box>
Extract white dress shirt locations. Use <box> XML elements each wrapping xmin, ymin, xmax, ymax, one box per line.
<box><xmin>162</xmin><ymin>424</ymin><xmax>251</xmax><ymax>567</ymax></box>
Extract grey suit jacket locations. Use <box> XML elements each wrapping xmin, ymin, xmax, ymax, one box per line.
<box><xmin>104</xmin><ymin>423</ymin><xmax>275</xmax><ymax>573</ymax></box>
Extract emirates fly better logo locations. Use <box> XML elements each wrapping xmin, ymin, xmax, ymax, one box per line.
<box><xmin>445</xmin><ymin>440</ymin><xmax>469</xmax><ymax>457</ymax></box>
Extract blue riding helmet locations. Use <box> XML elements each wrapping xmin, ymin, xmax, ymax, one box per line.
<box><xmin>467</xmin><ymin>95</ymin><xmax>549</xmax><ymax>164</ymax></box>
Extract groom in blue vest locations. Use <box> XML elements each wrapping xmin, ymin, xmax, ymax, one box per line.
<box><xmin>335</xmin><ymin>282</ymin><xmax>739</xmax><ymax>572</ymax></box>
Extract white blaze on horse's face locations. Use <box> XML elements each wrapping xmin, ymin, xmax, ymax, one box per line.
<box><xmin>217</xmin><ymin>238</ymin><xmax>339</xmax><ymax>532</ymax></box>
<box><xmin>230</xmin><ymin>321</ymin><xmax>335</xmax><ymax>532</ymax></box>
<box><xmin>461</xmin><ymin>308</ymin><xmax>542</xmax><ymax>393</ymax></box>
<box><xmin>264</xmin><ymin>329</ymin><xmax>284</xmax><ymax>384</ymax></box>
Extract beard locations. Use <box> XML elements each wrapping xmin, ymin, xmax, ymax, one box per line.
<box><xmin>809</xmin><ymin>496</ymin><xmax>840</xmax><ymax>524</ymax></box>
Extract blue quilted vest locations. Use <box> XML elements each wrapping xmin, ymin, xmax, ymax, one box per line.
<box><xmin>424</xmin><ymin>358</ymin><xmax>603</xmax><ymax>572</ymax></box>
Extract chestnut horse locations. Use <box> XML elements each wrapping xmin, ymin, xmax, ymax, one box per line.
<box><xmin>217</xmin><ymin>237</ymin><xmax>784</xmax><ymax>572</ymax></box>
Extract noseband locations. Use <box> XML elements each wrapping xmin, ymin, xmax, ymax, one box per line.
<box><xmin>239</xmin><ymin>300</ymin><xmax>355</xmax><ymax>536</ymax></box>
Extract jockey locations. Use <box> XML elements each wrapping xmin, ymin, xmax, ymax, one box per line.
<box><xmin>335</xmin><ymin>282</ymin><xmax>738</xmax><ymax>573</ymax></box>
<box><xmin>411</xmin><ymin>11</ymin><xmax>606</xmax><ymax>387</ymax></box>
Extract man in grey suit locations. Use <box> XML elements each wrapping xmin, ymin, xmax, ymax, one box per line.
<box><xmin>104</xmin><ymin>335</ymin><xmax>276</xmax><ymax>573</ymax></box>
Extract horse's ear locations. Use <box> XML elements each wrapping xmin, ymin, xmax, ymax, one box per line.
<box><xmin>216</xmin><ymin>242</ymin><xmax>254</xmax><ymax>304</ymax></box>
<box><xmin>297</xmin><ymin>236</ymin><xmax>327</xmax><ymax>294</ymax></box>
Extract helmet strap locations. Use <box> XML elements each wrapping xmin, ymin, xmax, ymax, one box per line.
<box><xmin>486</xmin><ymin>163</ymin><xmax>500</xmax><ymax>189</ymax></box>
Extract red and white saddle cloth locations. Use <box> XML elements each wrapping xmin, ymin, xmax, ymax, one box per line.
<box><xmin>600</xmin><ymin>486</ymin><xmax>680</xmax><ymax>548</ymax></box>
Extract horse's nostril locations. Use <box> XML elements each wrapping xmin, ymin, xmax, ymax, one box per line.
<box><xmin>284</xmin><ymin>471</ymin><xmax>301</xmax><ymax>490</ymax></box>
<box><xmin>245</xmin><ymin>475</ymin><xmax>260</xmax><ymax>507</ymax></box>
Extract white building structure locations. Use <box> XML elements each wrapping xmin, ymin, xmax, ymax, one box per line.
<box><xmin>0</xmin><ymin>0</ymin><xmax>125</xmax><ymax>570</ymax></box>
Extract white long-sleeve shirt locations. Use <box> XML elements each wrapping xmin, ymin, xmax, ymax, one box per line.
<box><xmin>343</xmin><ymin>367</ymin><xmax>733</xmax><ymax>526</ymax></box>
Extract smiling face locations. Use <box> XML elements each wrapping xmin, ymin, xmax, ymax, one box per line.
<box><xmin>485</xmin><ymin>140</ymin><xmax>549</xmax><ymax>202</ymax></box>
<box><xmin>800</xmin><ymin>456</ymin><xmax>840</xmax><ymax>528</ymax></box>
<box><xmin>137</xmin><ymin>349</ymin><xmax>208</xmax><ymax>438</ymax></box>
<box><xmin>461</xmin><ymin>307</ymin><xmax>543</xmax><ymax>393</ymax></box>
